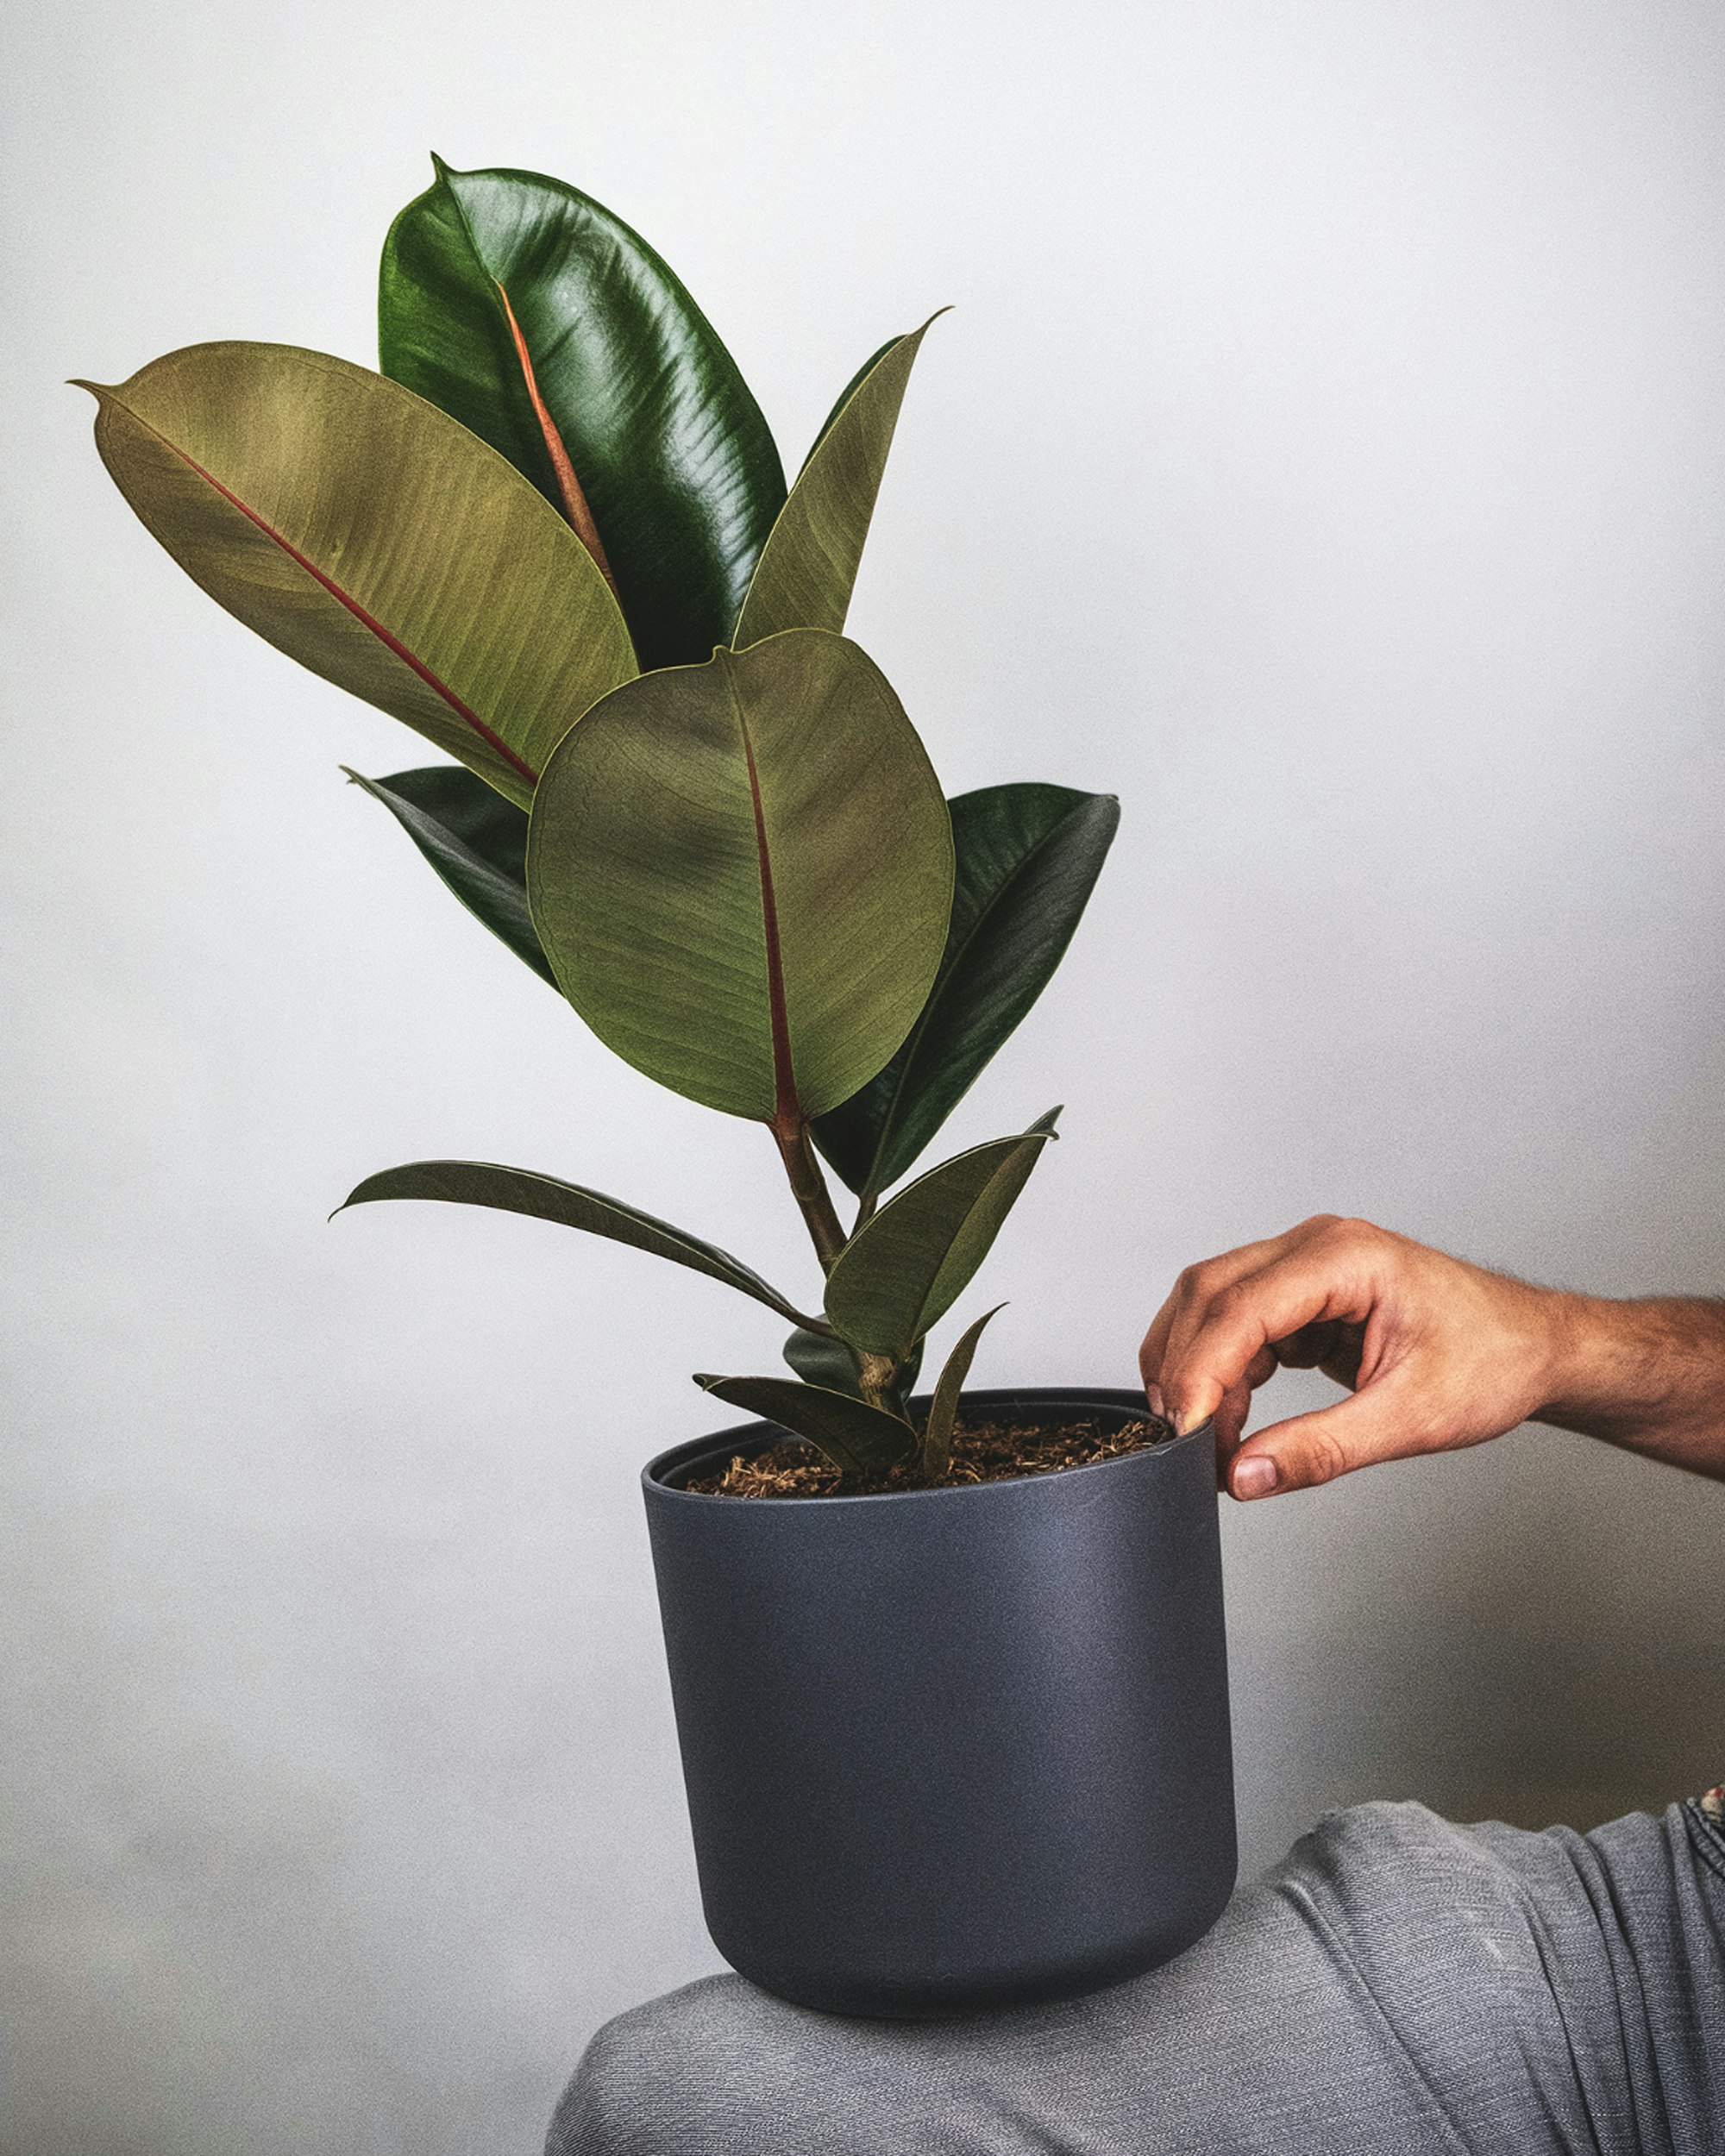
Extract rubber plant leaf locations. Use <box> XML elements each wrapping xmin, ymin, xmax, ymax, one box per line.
<box><xmin>781</xmin><ymin>1327</ymin><xmax>923</xmax><ymax>1399</ymax></box>
<box><xmin>781</xmin><ymin>1326</ymin><xmax>862</xmax><ymax>1397</ymax></box>
<box><xmin>380</xmin><ymin>158</ymin><xmax>786</xmax><ymax>672</ymax></box>
<box><xmin>814</xmin><ymin>785</ymin><xmax>1120</xmax><ymax>1196</ymax></box>
<box><xmin>346</xmin><ymin>767</ymin><xmax>550</xmax><ymax>984</ymax></box>
<box><xmin>798</xmin><ymin>339</ymin><xmax>897</xmax><ymax>473</ymax></box>
<box><xmin>693</xmin><ymin>1374</ymin><xmax>917</xmax><ymax>1482</ymax></box>
<box><xmin>336</xmin><ymin>1159</ymin><xmax>819</xmax><ymax>1327</ymax></box>
<box><xmin>731</xmin><ymin>317</ymin><xmax>941</xmax><ymax>649</ymax></box>
<box><xmin>526</xmin><ymin>630</ymin><xmax>954</xmax><ymax>1121</ymax></box>
<box><xmin>77</xmin><ymin>343</ymin><xmax>636</xmax><ymax>809</ymax></box>
<box><xmin>919</xmin><ymin>1304</ymin><xmax>1004</xmax><ymax>1480</ymax></box>
<box><xmin>823</xmin><ymin>1112</ymin><xmax>1059</xmax><ymax>1362</ymax></box>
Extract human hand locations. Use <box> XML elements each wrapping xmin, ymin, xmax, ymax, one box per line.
<box><xmin>1138</xmin><ymin>1216</ymin><xmax>1571</xmax><ymax>1501</ymax></box>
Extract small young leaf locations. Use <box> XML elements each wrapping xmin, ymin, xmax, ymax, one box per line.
<box><xmin>527</xmin><ymin>632</ymin><xmax>953</xmax><ymax>1121</ymax></box>
<box><xmin>381</xmin><ymin>159</ymin><xmax>787</xmax><ymax>671</ymax></box>
<box><xmin>823</xmin><ymin>1112</ymin><xmax>1059</xmax><ymax>1361</ymax></box>
<box><xmin>693</xmin><ymin>1374</ymin><xmax>917</xmax><ymax>1482</ymax></box>
<box><xmin>920</xmin><ymin>1304</ymin><xmax>1005</xmax><ymax>1480</ymax></box>
<box><xmin>782</xmin><ymin>1327</ymin><xmax>863</xmax><ymax>1396</ymax></box>
<box><xmin>782</xmin><ymin>1328</ymin><xmax>923</xmax><ymax>1399</ymax></box>
<box><xmin>731</xmin><ymin>317</ymin><xmax>942</xmax><ymax>649</ymax></box>
<box><xmin>814</xmin><ymin>786</ymin><xmax>1119</xmax><ymax>1196</ymax></box>
<box><xmin>337</xmin><ymin>1160</ymin><xmax>817</xmax><ymax>1326</ymax></box>
<box><xmin>347</xmin><ymin>766</ymin><xmax>550</xmax><ymax>984</ymax></box>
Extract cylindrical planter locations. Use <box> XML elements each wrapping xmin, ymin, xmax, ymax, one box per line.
<box><xmin>643</xmin><ymin>1386</ymin><xmax>1235</xmax><ymax>2019</ymax></box>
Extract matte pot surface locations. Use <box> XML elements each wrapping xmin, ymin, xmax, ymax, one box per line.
<box><xmin>643</xmin><ymin>1388</ymin><xmax>1236</xmax><ymax>2018</ymax></box>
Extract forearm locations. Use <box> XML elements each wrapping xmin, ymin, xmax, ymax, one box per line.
<box><xmin>1534</xmin><ymin>1293</ymin><xmax>1725</xmax><ymax>1477</ymax></box>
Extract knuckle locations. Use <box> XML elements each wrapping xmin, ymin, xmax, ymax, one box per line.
<box><xmin>1300</xmin><ymin>1429</ymin><xmax>1351</xmax><ymax>1487</ymax></box>
<box><xmin>1175</xmin><ymin>1258</ymin><xmax>1220</xmax><ymax>1300</ymax></box>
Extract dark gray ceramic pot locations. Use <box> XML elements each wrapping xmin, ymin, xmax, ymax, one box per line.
<box><xmin>642</xmin><ymin>1386</ymin><xmax>1234</xmax><ymax>2020</ymax></box>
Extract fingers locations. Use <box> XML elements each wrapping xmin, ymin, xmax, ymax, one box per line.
<box><xmin>1145</xmin><ymin>1215</ymin><xmax>1559</xmax><ymax>1501</ymax></box>
<box><xmin>1270</xmin><ymin>1317</ymin><xmax>1363</xmax><ymax>1382</ymax></box>
<box><xmin>1209</xmin><ymin>1343</ymin><xmax>1277</xmax><ymax>1476</ymax></box>
<box><xmin>1211</xmin><ymin>1379</ymin><xmax>1254</xmax><ymax>1463</ymax></box>
<box><xmin>1139</xmin><ymin>1218</ymin><xmax>1339</xmax><ymax>1406</ymax></box>
<box><xmin>1226</xmin><ymin>1379</ymin><xmax>1448</xmax><ymax>1499</ymax></box>
<box><xmin>1154</xmin><ymin>1224</ymin><xmax>1381</xmax><ymax>1437</ymax></box>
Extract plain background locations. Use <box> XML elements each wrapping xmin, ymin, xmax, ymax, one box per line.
<box><xmin>5</xmin><ymin>1</ymin><xmax>1725</xmax><ymax>2149</ymax></box>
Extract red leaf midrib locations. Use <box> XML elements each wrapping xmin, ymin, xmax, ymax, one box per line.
<box><xmin>492</xmin><ymin>279</ymin><xmax>625</xmax><ymax>619</ymax></box>
<box><xmin>109</xmin><ymin>397</ymin><xmax>540</xmax><ymax>787</ymax></box>
<box><xmin>737</xmin><ymin>704</ymin><xmax>800</xmax><ymax>1129</ymax></box>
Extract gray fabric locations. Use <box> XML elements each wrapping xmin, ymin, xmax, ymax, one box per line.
<box><xmin>548</xmin><ymin>1800</ymin><xmax>1725</xmax><ymax>2155</ymax></box>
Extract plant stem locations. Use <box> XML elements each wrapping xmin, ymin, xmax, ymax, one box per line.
<box><xmin>771</xmin><ymin>1117</ymin><xmax>847</xmax><ymax>1273</ymax></box>
<box><xmin>856</xmin><ymin>1349</ymin><xmax>902</xmax><ymax>1416</ymax></box>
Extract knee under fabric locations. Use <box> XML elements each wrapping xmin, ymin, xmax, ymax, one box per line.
<box><xmin>545</xmin><ymin>1799</ymin><xmax>1725</xmax><ymax>2156</ymax></box>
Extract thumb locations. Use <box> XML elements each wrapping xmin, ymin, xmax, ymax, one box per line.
<box><xmin>1226</xmin><ymin>1383</ymin><xmax>1430</xmax><ymax>1501</ymax></box>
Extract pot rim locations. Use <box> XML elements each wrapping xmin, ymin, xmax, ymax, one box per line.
<box><xmin>643</xmin><ymin>1387</ymin><xmax>1214</xmax><ymax>1509</ymax></box>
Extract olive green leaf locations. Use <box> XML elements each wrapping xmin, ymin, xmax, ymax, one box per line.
<box><xmin>346</xmin><ymin>766</ymin><xmax>550</xmax><ymax>984</ymax></box>
<box><xmin>919</xmin><ymin>1304</ymin><xmax>1004</xmax><ymax>1480</ymax></box>
<box><xmin>77</xmin><ymin>343</ymin><xmax>636</xmax><ymax>808</ymax></box>
<box><xmin>814</xmin><ymin>785</ymin><xmax>1119</xmax><ymax>1196</ymax></box>
<box><xmin>693</xmin><ymin>1374</ymin><xmax>917</xmax><ymax>1482</ymax></box>
<box><xmin>781</xmin><ymin>1326</ymin><xmax>923</xmax><ymax>1399</ymax></box>
<box><xmin>731</xmin><ymin>317</ymin><xmax>941</xmax><ymax>649</ymax></box>
<box><xmin>380</xmin><ymin>157</ymin><xmax>787</xmax><ymax>671</ymax></box>
<box><xmin>527</xmin><ymin>630</ymin><xmax>954</xmax><ymax>1121</ymax></box>
<box><xmin>799</xmin><ymin>339</ymin><xmax>897</xmax><ymax>473</ymax></box>
<box><xmin>823</xmin><ymin>1112</ymin><xmax>1059</xmax><ymax>1361</ymax></box>
<box><xmin>336</xmin><ymin>1159</ymin><xmax>820</xmax><ymax>1327</ymax></box>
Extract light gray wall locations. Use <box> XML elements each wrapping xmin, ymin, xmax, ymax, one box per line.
<box><xmin>5</xmin><ymin>1</ymin><xmax>1724</xmax><ymax>2149</ymax></box>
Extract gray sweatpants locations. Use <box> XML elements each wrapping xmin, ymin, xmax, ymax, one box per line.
<box><xmin>549</xmin><ymin>1799</ymin><xmax>1725</xmax><ymax>2154</ymax></box>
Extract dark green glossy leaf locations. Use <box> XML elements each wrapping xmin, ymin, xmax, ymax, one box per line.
<box><xmin>336</xmin><ymin>1159</ymin><xmax>817</xmax><ymax>1326</ymax></box>
<box><xmin>731</xmin><ymin>317</ymin><xmax>940</xmax><ymax>649</ymax></box>
<box><xmin>781</xmin><ymin>1326</ymin><xmax>922</xmax><ymax>1399</ymax></box>
<box><xmin>347</xmin><ymin>765</ymin><xmax>550</xmax><ymax>984</ymax></box>
<box><xmin>823</xmin><ymin>1112</ymin><xmax>1058</xmax><ymax>1361</ymax></box>
<box><xmin>693</xmin><ymin>1373</ymin><xmax>916</xmax><ymax>1482</ymax></box>
<box><xmin>380</xmin><ymin>157</ymin><xmax>787</xmax><ymax>671</ymax></box>
<box><xmin>78</xmin><ymin>342</ymin><xmax>635</xmax><ymax>811</ymax></box>
<box><xmin>814</xmin><ymin>786</ymin><xmax>1119</xmax><ymax>1196</ymax></box>
<box><xmin>782</xmin><ymin>1326</ymin><xmax>862</xmax><ymax>1396</ymax></box>
<box><xmin>920</xmin><ymin>1304</ymin><xmax>1004</xmax><ymax>1479</ymax></box>
<box><xmin>527</xmin><ymin>632</ymin><xmax>953</xmax><ymax>1120</ymax></box>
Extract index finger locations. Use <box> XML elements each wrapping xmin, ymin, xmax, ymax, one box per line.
<box><xmin>1139</xmin><ymin>1217</ymin><xmax>1340</xmax><ymax>1401</ymax></box>
<box><xmin>1157</xmin><ymin>1233</ymin><xmax>1382</xmax><ymax>1436</ymax></box>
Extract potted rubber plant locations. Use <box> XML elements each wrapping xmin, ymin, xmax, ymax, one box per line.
<box><xmin>78</xmin><ymin>159</ymin><xmax>1234</xmax><ymax>2016</ymax></box>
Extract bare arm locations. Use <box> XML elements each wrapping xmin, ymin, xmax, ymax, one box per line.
<box><xmin>1138</xmin><ymin>1215</ymin><xmax>1725</xmax><ymax>1501</ymax></box>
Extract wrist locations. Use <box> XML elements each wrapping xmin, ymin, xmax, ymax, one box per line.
<box><xmin>1529</xmin><ymin>1292</ymin><xmax>1725</xmax><ymax>1470</ymax></box>
<box><xmin>1527</xmin><ymin>1286</ymin><xmax>1607</xmax><ymax>1426</ymax></box>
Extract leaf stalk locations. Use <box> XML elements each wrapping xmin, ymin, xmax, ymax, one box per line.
<box><xmin>772</xmin><ymin>1116</ymin><xmax>848</xmax><ymax>1273</ymax></box>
